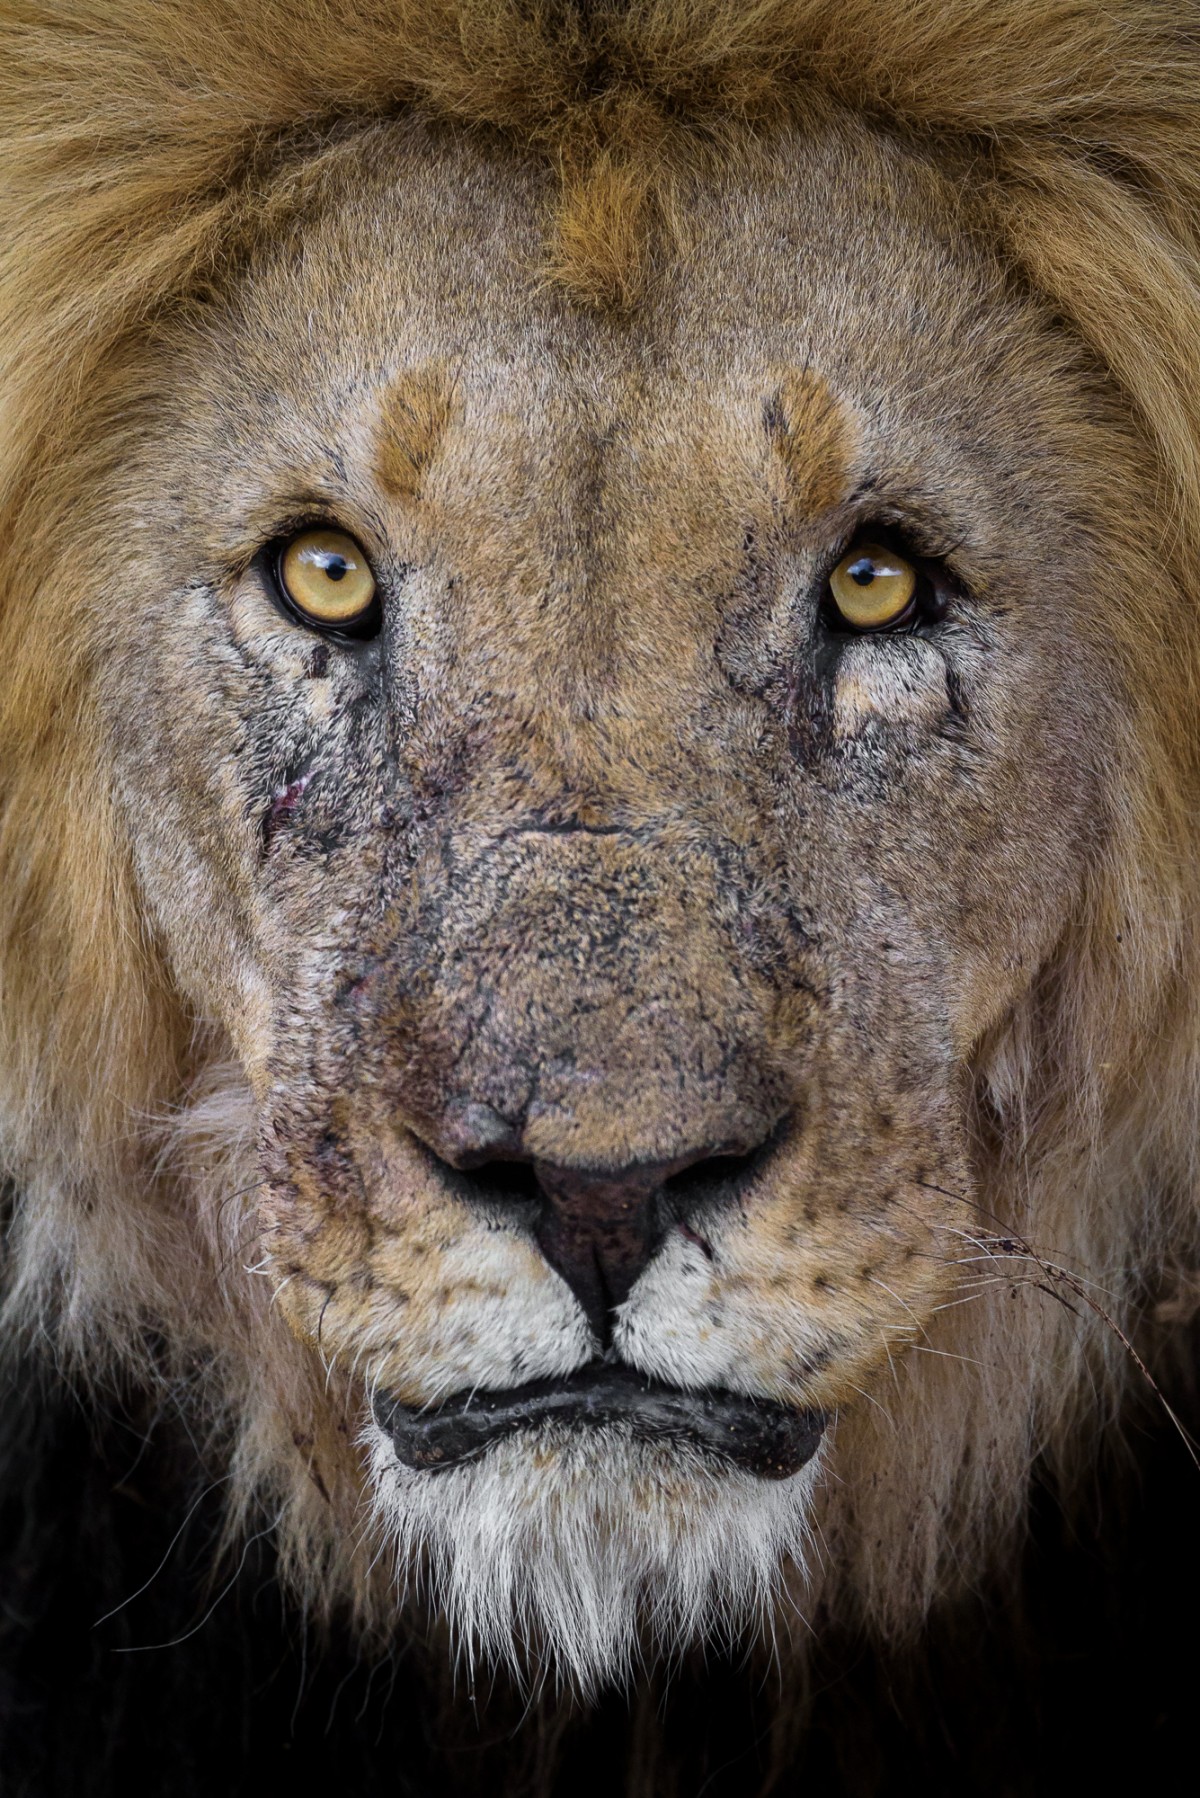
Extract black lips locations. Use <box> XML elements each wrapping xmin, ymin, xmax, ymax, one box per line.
<box><xmin>373</xmin><ymin>1362</ymin><xmax>825</xmax><ymax>1479</ymax></box>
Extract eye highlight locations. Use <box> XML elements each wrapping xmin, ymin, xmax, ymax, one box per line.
<box><xmin>828</xmin><ymin>541</ymin><xmax>917</xmax><ymax>632</ymax></box>
<box><xmin>275</xmin><ymin>528</ymin><xmax>379</xmax><ymax>635</ymax></box>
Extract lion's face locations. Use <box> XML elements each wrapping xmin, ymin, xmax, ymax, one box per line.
<box><xmin>96</xmin><ymin>113</ymin><xmax>1131</xmax><ymax>1676</ymax></box>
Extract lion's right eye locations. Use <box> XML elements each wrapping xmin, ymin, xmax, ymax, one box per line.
<box><xmin>274</xmin><ymin>528</ymin><xmax>380</xmax><ymax>637</ymax></box>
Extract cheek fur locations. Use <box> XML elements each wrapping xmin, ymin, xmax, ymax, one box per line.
<box><xmin>832</xmin><ymin>637</ymin><xmax>953</xmax><ymax>738</ymax></box>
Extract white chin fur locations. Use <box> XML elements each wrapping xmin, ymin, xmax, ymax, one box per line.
<box><xmin>365</xmin><ymin>1418</ymin><xmax>821</xmax><ymax>1695</ymax></box>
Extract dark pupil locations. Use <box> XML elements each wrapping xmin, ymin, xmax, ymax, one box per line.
<box><xmin>322</xmin><ymin>554</ymin><xmax>349</xmax><ymax>582</ymax></box>
<box><xmin>849</xmin><ymin>557</ymin><xmax>877</xmax><ymax>587</ymax></box>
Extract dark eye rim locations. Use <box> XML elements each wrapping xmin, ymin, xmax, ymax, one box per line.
<box><xmin>821</xmin><ymin>530</ymin><xmax>954</xmax><ymax>637</ymax></box>
<box><xmin>263</xmin><ymin>529</ymin><xmax>384</xmax><ymax>642</ymax></box>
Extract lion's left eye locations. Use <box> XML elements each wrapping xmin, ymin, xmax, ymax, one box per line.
<box><xmin>274</xmin><ymin>528</ymin><xmax>380</xmax><ymax>636</ymax></box>
<box><xmin>828</xmin><ymin>542</ymin><xmax>917</xmax><ymax>631</ymax></box>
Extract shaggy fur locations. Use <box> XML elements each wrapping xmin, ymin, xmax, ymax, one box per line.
<box><xmin>366</xmin><ymin>1423</ymin><xmax>823</xmax><ymax>1685</ymax></box>
<box><xmin>3</xmin><ymin>0</ymin><xmax>1200</xmax><ymax>1760</ymax></box>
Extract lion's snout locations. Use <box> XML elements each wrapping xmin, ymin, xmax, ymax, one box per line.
<box><xmin>268</xmin><ymin>816</ymin><xmax>960</xmax><ymax>1425</ymax></box>
<box><xmin>343</xmin><ymin>829</ymin><xmax>809</xmax><ymax>1337</ymax></box>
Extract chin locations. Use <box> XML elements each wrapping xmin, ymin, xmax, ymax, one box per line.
<box><xmin>365</xmin><ymin>1418</ymin><xmax>824</xmax><ymax>1692</ymax></box>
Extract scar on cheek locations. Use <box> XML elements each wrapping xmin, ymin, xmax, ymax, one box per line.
<box><xmin>263</xmin><ymin>764</ymin><xmax>313</xmax><ymax>851</ymax></box>
<box><xmin>833</xmin><ymin>641</ymin><xmax>951</xmax><ymax>737</ymax></box>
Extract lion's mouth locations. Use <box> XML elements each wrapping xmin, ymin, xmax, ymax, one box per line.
<box><xmin>372</xmin><ymin>1363</ymin><xmax>825</xmax><ymax>1479</ymax></box>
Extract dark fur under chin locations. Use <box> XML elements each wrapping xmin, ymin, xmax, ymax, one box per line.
<box><xmin>2</xmin><ymin>1343</ymin><xmax>1198</xmax><ymax>1798</ymax></box>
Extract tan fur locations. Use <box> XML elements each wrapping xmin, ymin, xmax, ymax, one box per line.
<box><xmin>2</xmin><ymin>0</ymin><xmax>1200</xmax><ymax>1691</ymax></box>
<box><xmin>766</xmin><ymin>370</ymin><xmax>856</xmax><ymax>520</ymax></box>
<box><xmin>377</xmin><ymin>364</ymin><xmax>459</xmax><ymax>502</ymax></box>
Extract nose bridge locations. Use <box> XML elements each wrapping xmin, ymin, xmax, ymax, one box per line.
<box><xmin>406</xmin><ymin>676</ymin><xmax>722</xmax><ymax>842</ymax></box>
<box><xmin>402</xmin><ymin>437</ymin><xmax>738</xmax><ymax>820</ymax></box>
<box><xmin>392</xmin><ymin>824</ymin><xmax>801</xmax><ymax>1175</ymax></box>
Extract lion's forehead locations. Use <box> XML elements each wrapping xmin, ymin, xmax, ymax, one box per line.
<box><xmin>151</xmin><ymin>111</ymin><xmax>1097</xmax><ymax>880</ymax></box>
<box><xmin>179</xmin><ymin>114</ymin><xmax>1058</xmax><ymax>571</ymax></box>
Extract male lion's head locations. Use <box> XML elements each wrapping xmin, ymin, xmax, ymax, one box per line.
<box><xmin>3</xmin><ymin>0</ymin><xmax>1200</xmax><ymax>1690</ymax></box>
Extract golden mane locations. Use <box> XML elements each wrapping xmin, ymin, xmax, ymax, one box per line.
<box><xmin>3</xmin><ymin>0</ymin><xmax>1200</xmax><ymax>1662</ymax></box>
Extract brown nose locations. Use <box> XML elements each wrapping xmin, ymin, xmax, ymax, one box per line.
<box><xmin>529</xmin><ymin>1157</ymin><xmax>682</xmax><ymax>1341</ymax></box>
<box><xmin>420</xmin><ymin>1116</ymin><xmax>777</xmax><ymax>1342</ymax></box>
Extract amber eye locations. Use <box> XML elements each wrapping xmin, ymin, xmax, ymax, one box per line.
<box><xmin>828</xmin><ymin>541</ymin><xmax>918</xmax><ymax>631</ymax></box>
<box><xmin>276</xmin><ymin>528</ymin><xmax>378</xmax><ymax>633</ymax></box>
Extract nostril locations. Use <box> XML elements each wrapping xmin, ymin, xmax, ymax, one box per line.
<box><xmin>437</xmin><ymin>1150</ymin><xmax>762</xmax><ymax>1211</ymax></box>
<box><xmin>436</xmin><ymin>1156</ymin><xmax>542</xmax><ymax>1208</ymax></box>
<box><xmin>661</xmin><ymin>1139</ymin><xmax>775</xmax><ymax>1219</ymax></box>
<box><xmin>662</xmin><ymin>1150</ymin><xmax>758</xmax><ymax>1206</ymax></box>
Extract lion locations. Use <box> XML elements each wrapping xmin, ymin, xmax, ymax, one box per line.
<box><xmin>2</xmin><ymin>0</ymin><xmax>1200</xmax><ymax>1786</ymax></box>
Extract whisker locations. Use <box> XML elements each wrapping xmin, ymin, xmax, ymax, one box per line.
<box><xmin>905</xmin><ymin>1343</ymin><xmax>986</xmax><ymax>1369</ymax></box>
<box><xmin>92</xmin><ymin>1474</ymin><xmax>233</xmax><ymax>1630</ymax></box>
<box><xmin>844</xmin><ymin>1380</ymin><xmax>896</xmax><ymax>1428</ymax></box>
<box><xmin>112</xmin><ymin>1516</ymin><xmax>281</xmax><ymax>1654</ymax></box>
<box><xmin>906</xmin><ymin>1182</ymin><xmax>1200</xmax><ymax>1472</ymax></box>
<box><xmin>213</xmin><ymin>1220</ymin><xmax>286</xmax><ymax>1279</ymax></box>
<box><xmin>868</xmin><ymin>1274</ymin><xmax>929</xmax><ymax>1337</ymax></box>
